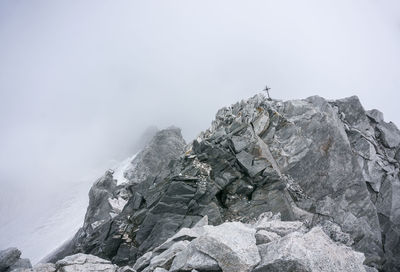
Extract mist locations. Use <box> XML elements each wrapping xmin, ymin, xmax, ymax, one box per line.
<box><xmin>0</xmin><ymin>0</ymin><xmax>399</xmax><ymax>262</ymax></box>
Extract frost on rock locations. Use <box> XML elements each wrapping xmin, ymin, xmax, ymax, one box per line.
<box><xmin>108</xmin><ymin>197</ymin><xmax>128</xmax><ymax>215</ymax></box>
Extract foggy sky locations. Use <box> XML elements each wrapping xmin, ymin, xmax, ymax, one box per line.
<box><xmin>0</xmin><ymin>0</ymin><xmax>400</xmax><ymax>258</ymax></box>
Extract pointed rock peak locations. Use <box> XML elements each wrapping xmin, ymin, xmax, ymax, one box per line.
<box><xmin>150</xmin><ymin>126</ymin><xmax>185</xmax><ymax>144</ymax></box>
<box><xmin>129</xmin><ymin>125</ymin><xmax>159</xmax><ymax>153</ymax></box>
<box><xmin>124</xmin><ymin>126</ymin><xmax>186</xmax><ymax>183</ymax></box>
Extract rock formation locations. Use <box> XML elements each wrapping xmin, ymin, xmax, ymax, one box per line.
<box><xmin>133</xmin><ymin>212</ymin><xmax>372</xmax><ymax>272</ymax></box>
<box><xmin>6</xmin><ymin>94</ymin><xmax>400</xmax><ymax>271</ymax></box>
<box><xmin>5</xmin><ymin>253</ymin><xmax>135</xmax><ymax>272</ymax></box>
<box><xmin>0</xmin><ymin>247</ymin><xmax>32</xmax><ymax>272</ymax></box>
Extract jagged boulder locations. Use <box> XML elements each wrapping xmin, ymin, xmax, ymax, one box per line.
<box><xmin>55</xmin><ymin>253</ymin><xmax>119</xmax><ymax>272</ymax></box>
<box><xmin>0</xmin><ymin>248</ymin><xmax>21</xmax><ymax>272</ymax></box>
<box><xmin>174</xmin><ymin>222</ymin><xmax>260</xmax><ymax>272</ymax></box>
<box><xmin>0</xmin><ymin>247</ymin><xmax>32</xmax><ymax>272</ymax></box>
<box><xmin>84</xmin><ymin>171</ymin><xmax>118</xmax><ymax>228</ymax></box>
<box><xmin>254</xmin><ymin>227</ymin><xmax>366</xmax><ymax>272</ymax></box>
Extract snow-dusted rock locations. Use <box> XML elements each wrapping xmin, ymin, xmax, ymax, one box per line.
<box><xmin>108</xmin><ymin>197</ymin><xmax>128</xmax><ymax>214</ymax></box>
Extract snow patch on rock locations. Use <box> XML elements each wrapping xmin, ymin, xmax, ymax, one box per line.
<box><xmin>113</xmin><ymin>154</ymin><xmax>137</xmax><ymax>185</ymax></box>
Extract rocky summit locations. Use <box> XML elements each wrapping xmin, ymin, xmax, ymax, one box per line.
<box><xmin>4</xmin><ymin>94</ymin><xmax>400</xmax><ymax>272</ymax></box>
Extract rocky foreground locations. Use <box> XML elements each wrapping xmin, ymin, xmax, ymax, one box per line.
<box><xmin>2</xmin><ymin>94</ymin><xmax>400</xmax><ymax>271</ymax></box>
<box><xmin>0</xmin><ymin>213</ymin><xmax>375</xmax><ymax>272</ymax></box>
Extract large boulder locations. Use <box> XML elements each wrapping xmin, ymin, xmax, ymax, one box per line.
<box><xmin>0</xmin><ymin>248</ymin><xmax>31</xmax><ymax>272</ymax></box>
<box><xmin>0</xmin><ymin>248</ymin><xmax>21</xmax><ymax>272</ymax></box>
<box><xmin>182</xmin><ymin>222</ymin><xmax>260</xmax><ymax>272</ymax></box>
<box><xmin>254</xmin><ymin>227</ymin><xmax>366</xmax><ymax>272</ymax></box>
<box><xmin>55</xmin><ymin>253</ymin><xmax>118</xmax><ymax>272</ymax></box>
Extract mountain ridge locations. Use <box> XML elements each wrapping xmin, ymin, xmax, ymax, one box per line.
<box><xmin>3</xmin><ymin>94</ymin><xmax>400</xmax><ymax>272</ymax></box>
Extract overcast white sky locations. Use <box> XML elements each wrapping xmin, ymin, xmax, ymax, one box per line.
<box><xmin>0</xmin><ymin>0</ymin><xmax>399</xmax><ymax>258</ymax></box>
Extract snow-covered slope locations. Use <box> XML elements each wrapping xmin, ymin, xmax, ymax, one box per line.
<box><xmin>112</xmin><ymin>153</ymin><xmax>137</xmax><ymax>185</ymax></box>
<box><xmin>0</xmin><ymin>179</ymin><xmax>92</xmax><ymax>264</ymax></box>
<box><xmin>0</xmin><ymin>155</ymin><xmax>138</xmax><ymax>264</ymax></box>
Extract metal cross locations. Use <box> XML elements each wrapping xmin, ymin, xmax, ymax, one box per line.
<box><xmin>263</xmin><ymin>85</ymin><xmax>272</xmax><ymax>100</ymax></box>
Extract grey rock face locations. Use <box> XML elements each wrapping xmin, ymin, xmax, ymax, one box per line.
<box><xmin>124</xmin><ymin>127</ymin><xmax>186</xmax><ymax>183</ymax></box>
<box><xmin>48</xmin><ymin>94</ymin><xmax>400</xmax><ymax>271</ymax></box>
<box><xmin>84</xmin><ymin>171</ymin><xmax>118</xmax><ymax>229</ymax></box>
